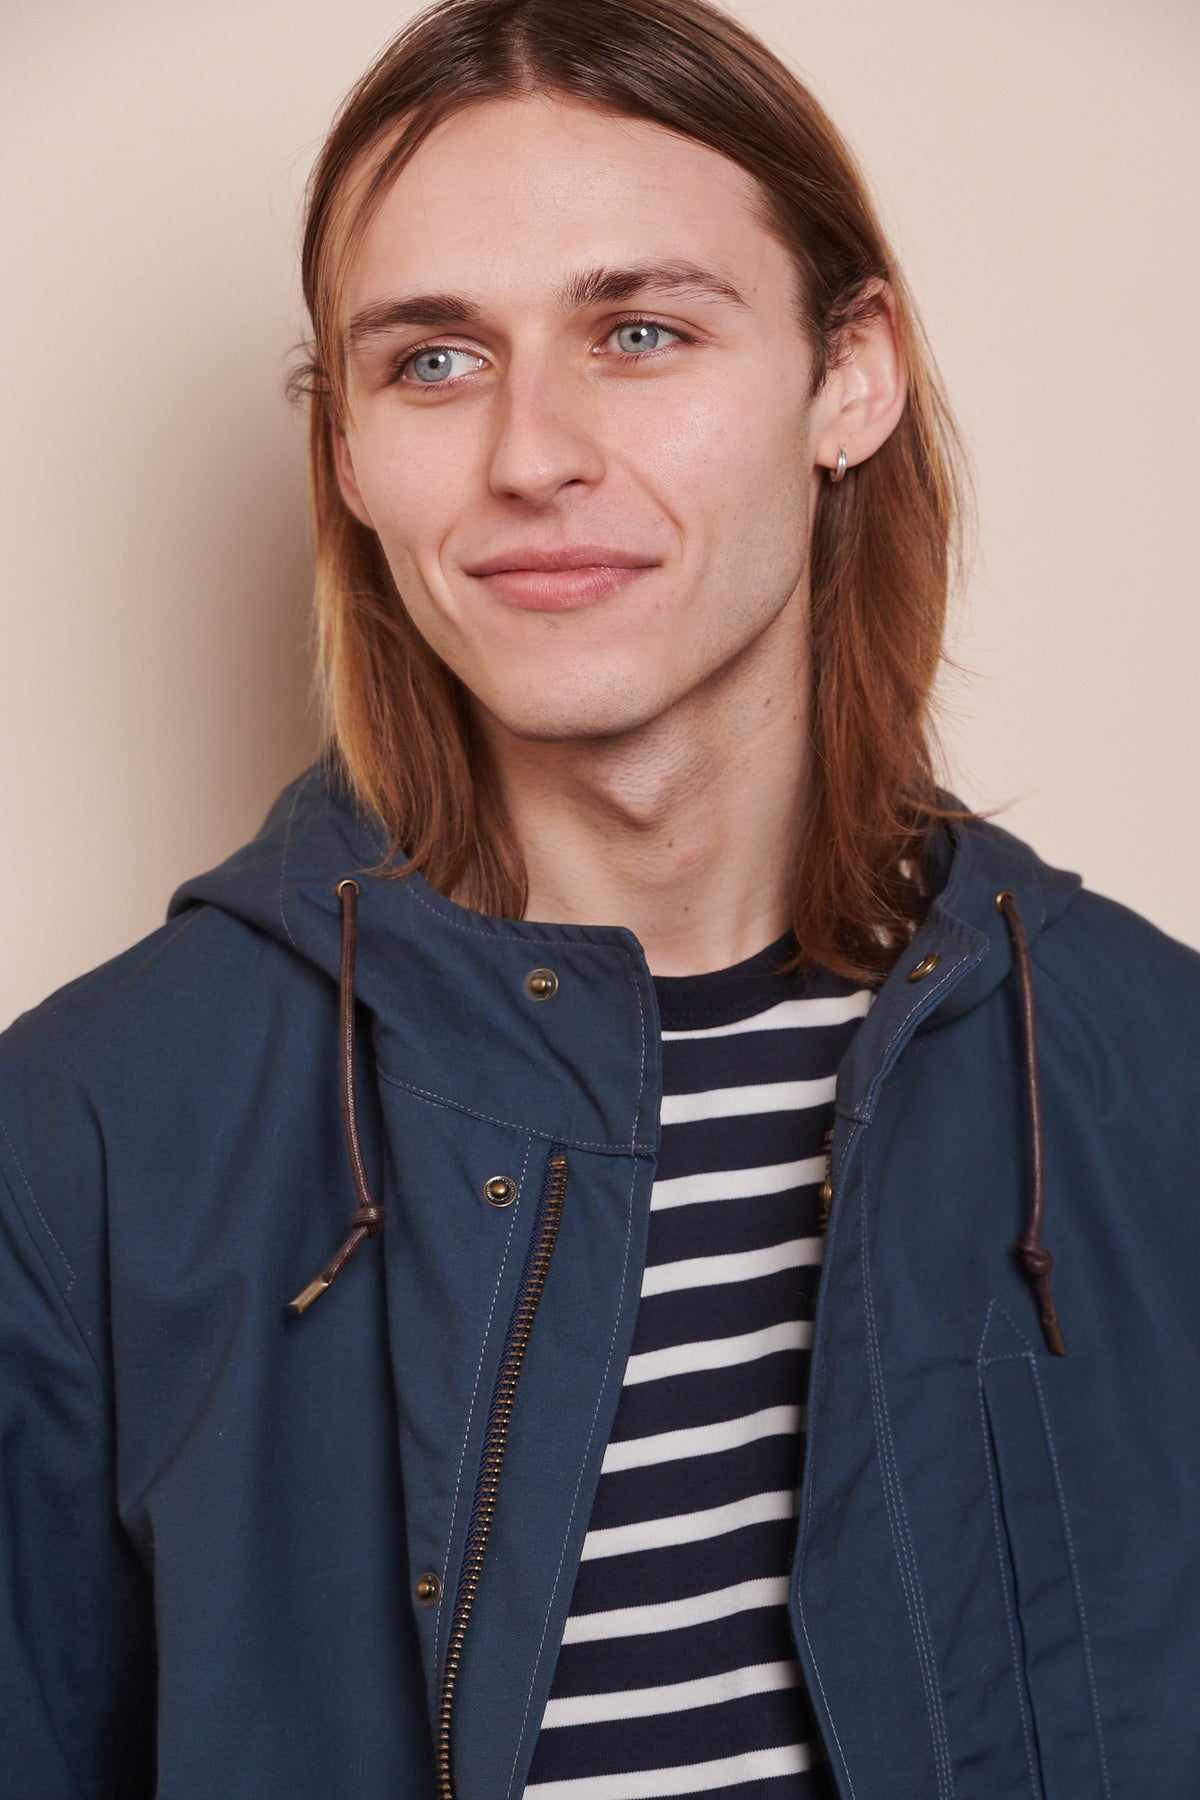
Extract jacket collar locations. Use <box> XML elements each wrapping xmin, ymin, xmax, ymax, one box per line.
<box><xmin>171</xmin><ymin>765</ymin><xmax>1083</xmax><ymax>1143</ymax></box>
<box><xmin>832</xmin><ymin>803</ymin><xmax>1082</xmax><ymax>1126</ymax></box>
<box><xmin>171</xmin><ymin>764</ymin><xmax>663</xmax><ymax>1156</ymax></box>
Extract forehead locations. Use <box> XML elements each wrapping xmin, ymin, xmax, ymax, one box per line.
<box><xmin>344</xmin><ymin>94</ymin><xmax>791</xmax><ymax>309</ymax></box>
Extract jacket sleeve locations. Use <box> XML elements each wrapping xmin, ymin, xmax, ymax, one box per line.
<box><xmin>0</xmin><ymin>1158</ymin><xmax>156</xmax><ymax>1799</ymax></box>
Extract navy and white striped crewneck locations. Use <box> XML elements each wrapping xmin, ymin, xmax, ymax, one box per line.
<box><xmin>523</xmin><ymin>936</ymin><xmax>873</xmax><ymax>1798</ymax></box>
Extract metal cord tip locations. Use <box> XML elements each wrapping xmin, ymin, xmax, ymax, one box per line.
<box><xmin>289</xmin><ymin>1276</ymin><xmax>330</xmax><ymax>1315</ymax></box>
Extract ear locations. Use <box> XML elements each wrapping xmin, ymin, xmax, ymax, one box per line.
<box><xmin>331</xmin><ymin>424</ymin><xmax>375</xmax><ymax>528</ymax></box>
<box><xmin>812</xmin><ymin>281</ymin><xmax>907</xmax><ymax>477</ymax></box>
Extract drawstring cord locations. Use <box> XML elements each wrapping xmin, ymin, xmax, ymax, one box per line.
<box><xmin>995</xmin><ymin>889</ymin><xmax>1066</xmax><ymax>1356</ymax></box>
<box><xmin>284</xmin><ymin>875</ymin><xmax>1064</xmax><ymax>1354</ymax></box>
<box><xmin>289</xmin><ymin>878</ymin><xmax>387</xmax><ymax>1314</ymax></box>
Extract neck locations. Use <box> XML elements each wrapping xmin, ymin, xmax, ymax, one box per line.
<box><xmin>474</xmin><ymin>637</ymin><xmax>811</xmax><ymax>977</ymax></box>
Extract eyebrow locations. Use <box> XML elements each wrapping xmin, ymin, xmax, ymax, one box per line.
<box><xmin>344</xmin><ymin>260</ymin><xmax>750</xmax><ymax>354</ymax></box>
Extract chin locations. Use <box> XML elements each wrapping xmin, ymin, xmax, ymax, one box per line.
<box><xmin>494</xmin><ymin>707</ymin><xmax>659</xmax><ymax>746</ymax></box>
<box><xmin>480</xmin><ymin>676</ymin><xmax>671</xmax><ymax>746</ymax></box>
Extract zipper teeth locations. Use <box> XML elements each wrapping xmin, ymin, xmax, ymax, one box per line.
<box><xmin>818</xmin><ymin>1127</ymin><xmax>834</xmax><ymax>1230</ymax></box>
<box><xmin>434</xmin><ymin>1149</ymin><xmax>570</xmax><ymax>1800</ymax></box>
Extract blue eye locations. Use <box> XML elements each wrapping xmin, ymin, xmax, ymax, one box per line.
<box><xmin>614</xmin><ymin>321</ymin><xmax>673</xmax><ymax>354</ymax></box>
<box><xmin>403</xmin><ymin>346</ymin><xmax>482</xmax><ymax>384</ymax></box>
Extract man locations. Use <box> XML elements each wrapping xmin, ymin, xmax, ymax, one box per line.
<box><xmin>2</xmin><ymin>1</ymin><xmax>1197</xmax><ymax>1796</ymax></box>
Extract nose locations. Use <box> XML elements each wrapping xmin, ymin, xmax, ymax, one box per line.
<box><xmin>486</xmin><ymin>355</ymin><xmax>605</xmax><ymax>507</ymax></box>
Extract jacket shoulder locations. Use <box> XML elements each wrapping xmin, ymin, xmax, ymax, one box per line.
<box><xmin>0</xmin><ymin>905</ymin><xmax>331</xmax><ymax>1346</ymax></box>
<box><xmin>1025</xmin><ymin>886</ymin><xmax>1200</xmax><ymax>1169</ymax></box>
<box><xmin>1</xmin><ymin>902</ymin><xmax>320</xmax><ymax>1079</ymax></box>
<box><xmin>1035</xmin><ymin>883</ymin><xmax>1200</xmax><ymax>1029</ymax></box>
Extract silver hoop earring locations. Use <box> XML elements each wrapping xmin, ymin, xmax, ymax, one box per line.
<box><xmin>829</xmin><ymin>447</ymin><xmax>848</xmax><ymax>484</ymax></box>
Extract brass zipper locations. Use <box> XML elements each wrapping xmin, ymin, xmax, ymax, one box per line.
<box><xmin>434</xmin><ymin>1147</ymin><xmax>570</xmax><ymax>1800</ymax></box>
<box><xmin>817</xmin><ymin>1126</ymin><xmax>834</xmax><ymax>1231</ymax></box>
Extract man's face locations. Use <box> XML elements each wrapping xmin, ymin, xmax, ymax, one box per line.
<box><xmin>335</xmin><ymin>95</ymin><xmax>832</xmax><ymax>743</ymax></box>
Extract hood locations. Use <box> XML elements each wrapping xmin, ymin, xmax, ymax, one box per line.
<box><xmin>169</xmin><ymin>758</ymin><xmax>1082</xmax><ymax>1093</ymax></box>
<box><xmin>171</xmin><ymin>762</ymin><xmax>665</xmax><ymax>1160</ymax></box>
<box><xmin>170</xmin><ymin>760</ymin><xmax>1082</xmax><ymax>1344</ymax></box>
<box><xmin>171</xmin><ymin>759</ymin><xmax>657</xmax><ymax>984</ymax></box>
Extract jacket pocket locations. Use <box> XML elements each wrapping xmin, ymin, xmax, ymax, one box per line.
<box><xmin>978</xmin><ymin>1303</ymin><xmax>1111</xmax><ymax>1800</ymax></box>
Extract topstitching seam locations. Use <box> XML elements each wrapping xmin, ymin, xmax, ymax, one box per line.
<box><xmin>401</xmin><ymin>881</ymin><xmax>632</xmax><ymax>959</ymax></box>
<box><xmin>1028</xmin><ymin>1357</ymin><xmax>1113</xmax><ymax>1798</ymax></box>
<box><xmin>792</xmin><ymin>1138</ymin><xmax>860</xmax><ymax>1800</ymax></box>
<box><xmin>374</xmin><ymin>1069</ymin><xmax>649</xmax><ymax>1155</ymax></box>
<box><xmin>0</xmin><ymin>1117</ymin><xmax>77</xmax><ymax>1292</ymax></box>
<box><xmin>859</xmin><ymin>1139</ymin><xmax>954</xmax><ymax>1797</ymax></box>
<box><xmin>629</xmin><ymin>944</ymin><xmax>648</xmax><ymax>1152</ymax></box>
<box><xmin>433</xmin><ymin>1135</ymin><xmax>529</xmax><ymax>1660</ymax></box>
<box><xmin>275</xmin><ymin>773</ymin><xmax>308</xmax><ymax>951</ymax></box>
<box><xmin>504</xmin><ymin>1153</ymin><xmax>639</xmax><ymax>1800</ymax></box>
<box><xmin>976</xmin><ymin>1301</ymin><xmax>1042</xmax><ymax>1799</ymax></box>
<box><xmin>862</xmin><ymin>936</ymin><xmax>985</xmax><ymax>1114</ymax></box>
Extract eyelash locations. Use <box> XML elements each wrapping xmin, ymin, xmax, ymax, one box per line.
<box><xmin>389</xmin><ymin>315</ymin><xmax>692</xmax><ymax>389</ymax></box>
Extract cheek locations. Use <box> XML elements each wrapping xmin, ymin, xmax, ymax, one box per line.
<box><xmin>680</xmin><ymin>413</ymin><xmax>812</xmax><ymax>598</ymax></box>
<box><xmin>353</xmin><ymin>424</ymin><xmax>464</xmax><ymax>552</ymax></box>
<box><xmin>351</xmin><ymin>442</ymin><xmax>471</xmax><ymax>620</ymax></box>
<box><xmin>639</xmin><ymin>377</ymin><xmax>811</xmax><ymax>527</ymax></box>
<box><xmin>688</xmin><ymin>422</ymin><xmax>814</xmax><ymax>653</ymax></box>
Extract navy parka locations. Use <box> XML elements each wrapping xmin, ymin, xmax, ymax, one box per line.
<box><xmin>2</xmin><ymin>763</ymin><xmax>1199</xmax><ymax>1798</ymax></box>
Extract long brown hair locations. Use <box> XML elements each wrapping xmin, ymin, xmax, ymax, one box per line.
<box><xmin>292</xmin><ymin>0</ymin><xmax>971</xmax><ymax>981</ymax></box>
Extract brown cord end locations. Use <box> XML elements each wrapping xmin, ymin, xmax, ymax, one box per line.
<box><xmin>289</xmin><ymin>1276</ymin><xmax>330</xmax><ymax>1315</ymax></box>
<box><xmin>290</xmin><ymin>876</ymin><xmax>388</xmax><ymax>1321</ymax></box>
<box><xmin>998</xmin><ymin>889</ymin><xmax>1068</xmax><ymax>1358</ymax></box>
<box><xmin>1016</xmin><ymin>1239</ymin><xmax>1066</xmax><ymax>1354</ymax></box>
<box><xmin>1041</xmin><ymin>1314</ymin><xmax>1067</xmax><ymax>1358</ymax></box>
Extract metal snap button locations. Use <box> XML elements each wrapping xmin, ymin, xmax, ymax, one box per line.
<box><xmin>525</xmin><ymin>968</ymin><xmax>559</xmax><ymax>1001</ymax></box>
<box><xmin>482</xmin><ymin>1174</ymin><xmax>518</xmax><ymax>1208</ymax></box>
<box><xmin>415</xmin><ymin>1571</ymin><xmax>441</xmax><ymax>1606</ymax></box>
<box><xmin>907</xmin><ymin>951</ymin><xmax>941</xmax><ymax>982</ymax></box>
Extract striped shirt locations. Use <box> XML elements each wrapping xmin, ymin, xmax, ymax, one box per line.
<box><xmin>523</xmin><ymin>937</ymin><xmax>872</xmax><ymax>1797</ymax></box>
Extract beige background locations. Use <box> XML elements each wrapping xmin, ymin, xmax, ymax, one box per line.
<box><xmin>2</xmin><ymin>0</ymin><xmax>1197</xmax><ymax>1030</ymax></box>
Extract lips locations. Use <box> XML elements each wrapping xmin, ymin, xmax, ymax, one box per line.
<box><xmin>463</xmin><ymin>546</ymin><xmax>658</xmax><ymax>613</ymax></box>
<box><xmin>465</xmin><ymin>544</ymin><xmax>659</xmax><ymax>576</ymax></box>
